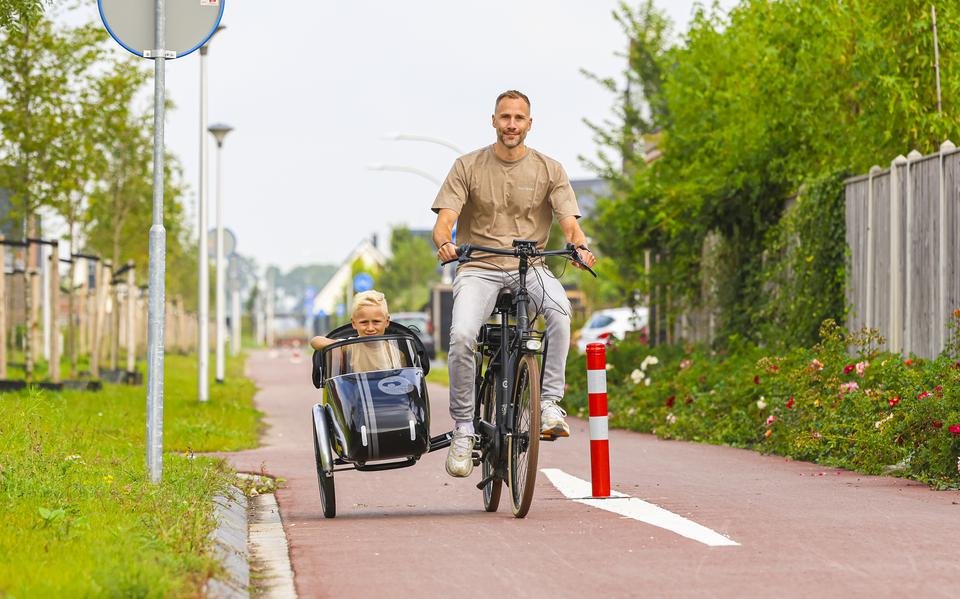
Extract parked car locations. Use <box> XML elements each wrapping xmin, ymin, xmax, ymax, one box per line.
<box><xmin>575</xmin><ymin>306</ymin><xmax>648</xmax><ymax>353</ymax></box>
<box><xmin>390</xmin><ymin>311</ymin><xmax>437</xmax><ymax>360</ymax></box>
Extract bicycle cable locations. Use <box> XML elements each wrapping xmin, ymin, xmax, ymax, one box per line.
<box><xmin>455</xmin><ymin>249</ymin><xmax>573</xmax><ymax>323</ymax></box>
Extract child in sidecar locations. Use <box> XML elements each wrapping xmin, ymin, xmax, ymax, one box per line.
<box><xmin>310</xmin><ymin>290</ymin><xmax>393</xmax><ymax>349</ymax></box>
<box><xmin>310</xmin><ymin>290</ymin><xmax>405</xmax><ymax>372</ymax></box>
<box><xmin>310</xmin><ymin>289</ymin><xmax>433</xmax><ymax>477</ymax></box>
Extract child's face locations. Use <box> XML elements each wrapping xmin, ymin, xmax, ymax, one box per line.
<box><xmin>351</xmin><ymin>304</ymin><xmax>389</xmax><ymax>336</ymax></box>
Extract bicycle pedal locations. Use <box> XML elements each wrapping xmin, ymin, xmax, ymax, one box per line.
<box><xmin>476</xmin><ymin>474</ymin><xmax>495</xmax><ymax>489</ymax></box>
<box><xmin>472</xmin><ymin>450</ymin><xmax>481</xmax><ymax>466</ymax></box>
<box><xmin>539</xmin><ymin>433</ymin><xmax>558</xmax><ymax>441</ymax></box>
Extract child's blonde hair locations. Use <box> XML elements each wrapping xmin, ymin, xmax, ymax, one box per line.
<box><xmin>351</xmin><ymin>289</ymin><xmax>389</xmax><ymax>318</ymax></box>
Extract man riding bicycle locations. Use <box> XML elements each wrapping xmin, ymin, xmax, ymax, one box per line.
<box><xmin>432</xmin><ymin>89</ymin><xmax>597</xmax><ymax>478</ymax></box>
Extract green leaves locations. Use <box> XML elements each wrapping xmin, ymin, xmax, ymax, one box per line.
<box><xmin>0</xmin><ymin>15</ymin><xmax>197</xmax><ymax>301</ymax></box>
<box><xmin>37</xmin><ymin>506</ymin><xmax>65</xmax><ymax>526</ymax></box>
<box><xmin>0</xmin><ymin>0</ymin><xmax>45</xmax><ymax>31</ymax></box>
<box><xmin>377</xmin><ymin>226</ymin><xmax>439</xmax><ymax>313</ymax></box>
<box><xmin>563</xmin><ymin>317</ymin><xmax>960</xmax><ymax>489</ymax></box>
<box><xmin>586</xmin><ymin>0</ymin><xmax>960</xmax><ymax>345</ymax></box>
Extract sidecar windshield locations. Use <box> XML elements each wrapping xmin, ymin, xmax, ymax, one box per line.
<box><xmin>323</xmin><ymin>335</ymin><xmax>418</xmax><ymax>377</ymax></box>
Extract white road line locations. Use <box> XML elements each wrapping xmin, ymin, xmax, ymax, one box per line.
<box><xmin>540</xmin><ymin>468</ymin><xmax>740</xmax><ymax>547</ymax></box>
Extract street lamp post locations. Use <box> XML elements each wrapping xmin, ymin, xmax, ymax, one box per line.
<box><xmin>365</xmin><ymin>163</ymin><xmax>441</xmax><ymax>185</ymax></box>
<box><xmin>381</xmin><ymin>132</ymin><xmax>464</xmax><ymax>155</ymax></box>
<box><xmin>197</xmin><ymin>25</ymin><xmax>224</xmax><ymax>402</ymax></box>
<box><xmin>208</xmin><ymin>122</ymin><xmax>233</xmax><ymax>383</ymax></box>
<box><xmin>229</xmin><ymin>256</ymin><xmax>241</xmax><ymax>356</ymax></box>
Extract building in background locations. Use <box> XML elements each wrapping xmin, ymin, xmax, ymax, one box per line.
<box><xmin>309</xmin><ymin>236</ymin><xmax>386</xmax><ymax>334</ymax></box>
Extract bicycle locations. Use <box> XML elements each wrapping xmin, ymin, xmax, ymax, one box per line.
<box><xmin>444</xmin><ymin>239</ymin><xmax>596</xmax><ymax>518</ymax></box>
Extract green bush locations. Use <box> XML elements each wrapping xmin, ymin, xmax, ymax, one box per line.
<box><xmin>565</xmin><ymin>318</ymin><xmax>960</xmax><ymax>490</ymax></box>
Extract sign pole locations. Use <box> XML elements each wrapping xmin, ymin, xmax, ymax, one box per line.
<box><xmin>98</xmin><ymin>0</ymin><xmax>224</xmax><ymax>484</ymax></box>
<box><xmin>198</xmin><ymin>42</ymin><xmax>210</xmax><ymax>402</ymax></box>
<box><xmin>146</xmin><ymin>0</ymin><xmax>167</xmax><ymax>484</ymax></box>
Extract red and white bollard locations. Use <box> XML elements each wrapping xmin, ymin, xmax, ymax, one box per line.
<box><xmin>586</xmin><ymin>343</ymin><xmax>610</xmax><ymax>497</ymax></box>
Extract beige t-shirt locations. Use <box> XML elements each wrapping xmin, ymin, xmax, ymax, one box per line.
<box><xmin>431</xmin><ymin>145</ymin><xmax>581</xmax><ymax>270</ymax></box>
<box><xmin>347</xmin><ymin>340</ymin><xmax>404</xmax><ymax>373</ymax></box>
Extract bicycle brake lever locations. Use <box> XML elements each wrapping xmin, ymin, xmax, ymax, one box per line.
<box><xmin>440</xmin><ymin>243</ymin><xmax>471</xmax><ymax>266</ymax></box>
<box><xmin>457</xmin><ymin>243</ymin><xmax>471</xmax><ymax>263</ymax></box>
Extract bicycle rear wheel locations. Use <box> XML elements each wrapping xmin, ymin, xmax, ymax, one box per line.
<box><xmin>508</xmin><ymin>354</ymin><xmax>541</xmax><ymax>518</ymax></box>
<box><xmin>479</xmin><ymin>379</ymin><xmax>502</xmax><ymax>512</ymax></box>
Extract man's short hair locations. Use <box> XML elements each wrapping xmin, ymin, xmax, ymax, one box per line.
<box><xmin>495</xmin><ymin>89</ymin><xmax>531</xmax><ymax>112</ymax></box>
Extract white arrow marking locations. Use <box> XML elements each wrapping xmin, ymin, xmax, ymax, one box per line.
<box><xmin>541</xmin><ymin>468</ymin><xmax>739</xmax><ymax>547</ymax></box>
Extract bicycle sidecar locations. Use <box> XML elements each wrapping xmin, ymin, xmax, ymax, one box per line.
<box><xmin>310</xmin><ymin>322</ymin><xmax>439</xmax><ymax>518</ymax></box>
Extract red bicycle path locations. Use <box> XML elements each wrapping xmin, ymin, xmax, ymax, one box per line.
<box><xmin>220</xmin><ymin>349</ymin><xmax>960</xmax><ymax>598</ymax></box>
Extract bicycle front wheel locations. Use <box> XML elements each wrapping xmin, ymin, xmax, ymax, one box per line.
<box><xmin>508</xmin><ymin>354</ymin><xmax>541</xmax><ymax>518</ymax></box>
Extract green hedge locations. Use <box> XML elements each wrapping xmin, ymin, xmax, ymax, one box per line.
<box><xmin>565</xmin><ymin>318</ymin><xmax>960</xmax><ymax>490</ymax></box>
<box><xmin>755</xmin><ymin>172</ymin><xmax>848</xmax><ymax>347</ymax></box>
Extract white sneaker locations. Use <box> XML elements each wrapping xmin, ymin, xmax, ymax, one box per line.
<box><xmin>540</xmin><ymin>400</ymin><xmax>570</xmax><ymax>439</ymax></box>
<box><xmin>445</xmin><ymin>428</ymin><xmax>476</xmax><ymax>477</ymax></box>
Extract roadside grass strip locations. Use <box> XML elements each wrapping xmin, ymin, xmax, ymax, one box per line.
<box><xmin>0</xmin><ymin>353</ymin><xmax>261</xmax><ymax>596</ymax></box>
<box><xmin>541</xmin><ymin>468</ymin><xmax>739</xmax><ymax>547</ymax></box>
<box><xmin>425</xmin><ymin>360</ymin><xmax>450</xmax><ymax>387</ymax></box>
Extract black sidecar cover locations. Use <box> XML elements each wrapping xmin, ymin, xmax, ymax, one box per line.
<box><xmin>319</xmin><ymin>336</ymin><xmax>430</xmax><ymax>464</ymax></box>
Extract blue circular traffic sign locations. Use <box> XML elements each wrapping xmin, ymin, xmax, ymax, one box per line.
<box><xmin>353</xmin><ymin>273</ymin><xmax>374</xmax><ymax>292</ymax></box>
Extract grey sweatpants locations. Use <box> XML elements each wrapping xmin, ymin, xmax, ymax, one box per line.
<box><xmin>447</xmin><ymin>266</ymin><xmax>571</xmax><ymax>423</ymax></box>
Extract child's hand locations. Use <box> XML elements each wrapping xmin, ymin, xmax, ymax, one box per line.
<box><xmin>310</xmin><ymin>336</ymin><xmax>335</xmax><ymax>350</ymax></box>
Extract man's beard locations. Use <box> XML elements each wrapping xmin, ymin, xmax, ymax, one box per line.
<box><xmin>498</xmin><ymin>129</ymin><xmax>525</xmax><ymax>148</ymax></box>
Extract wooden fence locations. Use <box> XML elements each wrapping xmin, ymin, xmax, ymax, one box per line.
<box><xmin>0</xmin><ymin>237</ymin><xmax>198</xmax><ymax>385</ymax></box>
<box><xmin>844</xmin><ymin>141</ymin><xmax>960</xmax><ymax>359</ymax></box>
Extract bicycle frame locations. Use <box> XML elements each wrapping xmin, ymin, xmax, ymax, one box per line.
<box><xmin>427</xmin><ymin>240</ymin><xmax>595</xmax><ymax>465</ymax></box>
<box><xmin>472</xmin><ymin>240</ymin><xmax>546</xmax><ymax>487</ymax></box>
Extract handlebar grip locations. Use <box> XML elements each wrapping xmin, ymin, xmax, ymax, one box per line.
<box><xmin>569</xmin><ymin>244</ymin><xmax>599</xmax><ymax>278</ymax></box>
<box><xmin>440</xmin><ymin>244</ymin><xmax>467</xmax><ymax>266</ymax></box>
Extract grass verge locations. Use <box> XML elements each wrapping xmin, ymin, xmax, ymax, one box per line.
<box><xmin>426</xmin><ymin>360</ymin><xmax>449</xmax><ymax>387</ymax></box>
<box><xmin>0</xmin><ymin>352</ymin><xmax>260</xmax><ymax>596</ymax></box>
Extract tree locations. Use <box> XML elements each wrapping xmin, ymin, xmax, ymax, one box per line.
<box><xmin>377</xmin><ymin>226</ymin><xmax>438</xmax><ymax>313</ymax></box>
<box><xmin>0</xmin><ymin>16</ymin><xmax>107</xmax><ymax>377</ymax></box>
<box><xmin>0</xmin><ymin>0</ymin><xmax>45</xmax><ymax>31</ymax></box>
<box><xmin>588</xmin><ymin>0</ymin><xmax>960</xmax><ymax>345</ymax></box>
<box><xmin>581</xmin><ymin>1</ymin><xmax>674</xmax><ymax>299</ymax></box>
<box><xmin>82</xmin><ymin>54</ymin><xmax>196</xmax><ymax>305</ymax></box>
<box><xmin>275</xmin><ymin>263</ymin><xmax>338</xmax><ymax>305</ymax></box>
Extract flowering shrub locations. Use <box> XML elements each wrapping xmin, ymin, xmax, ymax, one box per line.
<box><xmin>564</xmin><ymin>318</ymin><xmax>960</xmax><ymax>490</ymax></box>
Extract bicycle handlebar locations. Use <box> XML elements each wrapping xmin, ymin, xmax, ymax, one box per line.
<box><xmin>441</xmin><ymin>242</ymin><xmax>598</xmax><ymax>277</ymax></box>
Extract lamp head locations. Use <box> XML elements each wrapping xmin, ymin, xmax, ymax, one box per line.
<box><xmin>199</xmin><ymin>25</ymin><xmax>226</xmax><ymax>55</ymax></box>
<box><xmin>208</xmin><ymin>123</ymin><xmax>233</xmax><ymax>146</ymax></box>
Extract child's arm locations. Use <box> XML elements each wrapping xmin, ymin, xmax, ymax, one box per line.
<box><xmin>309</xmin><ymin>336</ymin><xmax>336</xmax><ymax>350</ymax></box>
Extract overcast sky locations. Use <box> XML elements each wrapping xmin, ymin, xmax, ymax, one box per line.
<box><xmin>82</xmin><ymin>1</ymin><xmax>736</xmax><ymax>272</ymax></box>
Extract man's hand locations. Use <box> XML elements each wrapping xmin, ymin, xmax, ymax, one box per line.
<box><xmin>574</xmin><ymin>246</ymin><xmax>597</xmax><ymax>270</ymax></box>
<box><xmin>558</xmin><ymin>215</ymin><xmax>596</xmax><ymax>270</ymax></box>
<box><xmin>437</xmin><ymin>241</ymin><xmax>458</xmax><ymax>263</ymax></box>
